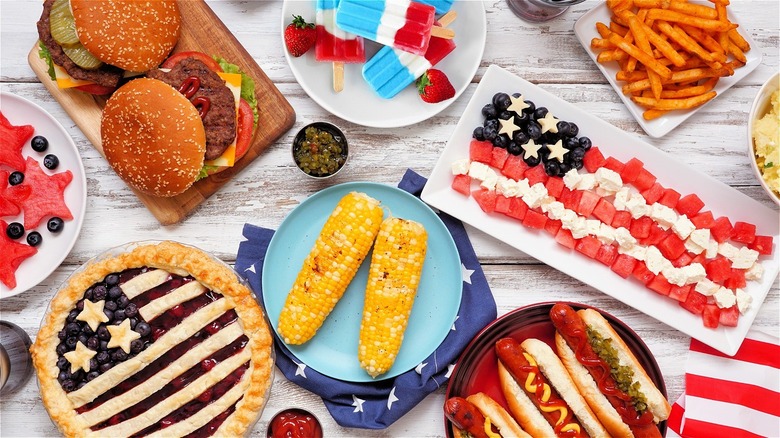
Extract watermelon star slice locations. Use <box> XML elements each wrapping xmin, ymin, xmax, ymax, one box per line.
<box><xmin>0</xmin><ymin>111</ymin><xmax>33</xmax><ymax>171</ymax></box>
<box><xmin>20</xmin><ymin>157</ymin><xmax>73</xmax><ymax>229</ymax></box>
<box><xmin>0</xmin><ymin>169</ymin><xmax>32</xmax><ymax>218</ymax></box>
<box><xmin>0</xmin><ymin>220</ymin><xmax>37</xmax><ymax>289</ymax></box>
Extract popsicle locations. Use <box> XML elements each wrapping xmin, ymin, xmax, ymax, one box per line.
<box><xmin>362</xmin><ymin>11</ymin><xmax>457</xmax><ymax>99</ymax></box>
<box><xmin>335</xmin><ymin>0</ymin><xmax>453</xmax><ymax>56</ymax></box>
<box><xmin>416</xmin><ymin>0</ymin><xmax>454</xmax><ymax>14</ymax></box>
<box><xmin>316</xmin><ymin>0</ymin><xmax>366</xmax><ymax>92</ymax></box>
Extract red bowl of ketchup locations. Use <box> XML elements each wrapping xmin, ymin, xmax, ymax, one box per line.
<box><xmin>267</xmin><ymin>408</ymin><xmax>323</xmax><ymax>438</ymax></box>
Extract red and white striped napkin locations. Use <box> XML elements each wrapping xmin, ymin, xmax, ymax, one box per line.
<box><xmin>667</xmin><ymin>330</ymin><xmax>780</xmax><ymax>438</ymax></box>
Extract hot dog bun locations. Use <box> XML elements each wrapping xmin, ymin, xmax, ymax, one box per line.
<box><xmin>445</xmin><ymin>393</ymin><xmax>531</xmax><ymax>438</ymax></box>
<box><xmin>467</xmin><ymin>393</ymin><xmax>531</xmax><ymax>438</ymax></box>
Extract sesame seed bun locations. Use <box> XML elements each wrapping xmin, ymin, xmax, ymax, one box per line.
<box><xmin>101</xmin><ymin>78</ymin><xmax>206</xmax><ymax>197</ymax></box>
<box><xmin>71</xmin><ymin>0</ymin><xmax>181</xmax><ymax>72</ymax></box>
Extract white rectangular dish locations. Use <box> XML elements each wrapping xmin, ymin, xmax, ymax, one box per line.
<box><xmin>573</xmin><ymin>2</ymin><xmax>762</xmax><ymax>138</ymax></box>
<box><xmin>421</xmin><ymin>64</ymin><xmax>779</xmax><ymax>356</ymax></box>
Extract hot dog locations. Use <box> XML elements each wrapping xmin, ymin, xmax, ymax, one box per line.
<box><xmin>550</xmin><ymin>303</ymin><xmax>671</xmax><ymax>438</ymax></box>
<box><xmin>495</xmin><ymin>338</ymin><xmax>608</xmax><ymax>438</ymax></box>
<box><xmin>444</xmin><ymin>393</ymin><xmax>531</xmax><ymax>438</ymax></box>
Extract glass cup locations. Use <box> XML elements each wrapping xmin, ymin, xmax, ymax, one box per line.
<box><xmin>507</xmin><ymin>0</ymin><xmax>586</xmax><ymax>22</ymax></box>
<box><xmin>0</xmin><ymin>321</ymin><xmax>33</xmax><ymax>395</ymax></box>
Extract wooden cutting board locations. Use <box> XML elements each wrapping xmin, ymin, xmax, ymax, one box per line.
<box><xmin>28</xmin><ymin>0</ymin><xmax>295</xmax><ymax>225</ymax></box>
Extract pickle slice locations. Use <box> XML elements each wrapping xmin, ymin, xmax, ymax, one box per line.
<box><xmin>63</xmin><ymin>44</ymin><xmax>103</xmax><ymax>70</ymax></box>
<box><xmin>50</xmin><ymin>0</ymin><xmax>79</xmax><ymax>47</ymax></box>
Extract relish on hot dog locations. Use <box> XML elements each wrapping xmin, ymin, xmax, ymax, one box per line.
<box><xmin>495</xmin><ymin>338</ymin><xmax>608</xmax><ymax>438</ymax></box>
<box><xmin>550</xmin><ymin>304</ymin><xmax>671</xmax><ymax>438</ymax></box>
<box><xmin>444</xmin><ymin>393</ymin><xmax>531</xmax><ymax>438</ymax></box>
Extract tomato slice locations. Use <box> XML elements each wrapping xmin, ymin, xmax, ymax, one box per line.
<box><xmin>74</xmin><ymin>83</ymin><xmax>117</xmax><ymax>95</ymax></box>
<box><xmin>235</xmin><ymin>98</ymin><xmax>255</xmax><ymax>160</ymax></box>
<box><xmin>161</xmin><ymin>51</ymin><xmax>223</xmax><ymax>72</ymax></box>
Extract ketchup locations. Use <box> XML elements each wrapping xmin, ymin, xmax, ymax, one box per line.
<box><xmin>177</xmin><ymin>76</ymin><xmax>211</xmax><ymax>118</ymax></box>
<box><xmin>267</xmin><ymin>409</ymin><xmax>322</xmax><ymax>438</ymax></box>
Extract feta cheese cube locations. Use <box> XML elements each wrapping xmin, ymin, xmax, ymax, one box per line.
<box><xmin>684</xmin><ymin>238</ymin><xmax>705</xmax><ymax>255</ymax></box>
<box><xmin>650</xmin><ymin>203</ymin><xmax>677</xmax><ymax>230</ymax></box>
<box><xmin>689</xmin><ymin>229</ymin><xmax>711</xmax><ymax>248</ymax></box>
<box><xmin>645</xmin><ymin>246</ymin><xmax>672</xmax><ymax>274</ymax></box>
<box><xmin>695</xmin><ymin>279</ymin><xmax>720</xmax><ymax>296</ymax></box>
<box><xmin>618</xmin><ymin>245</ymin><xmax>647</xmax><ymax>261</ymax></box>
<box><xmin>714</xmin><ymin>287</ymin><xmax>737</xmax><ymax>309</ymax></box>
<box><xmin>563</xmin><ymin>169</ymin><xmax>582</xmax><ymax>190</ymax></box>
<box><xmin>663</xmin><ymin>267</ymin><xmax>687</xmax><ymax>286</ymax></box>
<box><xmin>626</xmin><ymin>193</ymin><xmax>650</xmax><ymax>219</ymax></box>
<box><xmin>586</xmin><ymin>220</ymin><xmax>601</xmax><ymax>237</ymax></box>
<box><xmin>745</xmin><ymin>262</ymin><xmax>764</xmax><ymax>281</ymax></box>
<box><xmin>496</xmin><ymin>177</ymin><xmax>514</xmax><ymax>196</ymax></box>
<box><xmin>576</xmin><ymin>174</ymin><xmax>597</xmax><ymax>191</ymax></box>
<box><xmin>717</xmin><ymin>242</ymin><xmax>739</xmax><ymax>259</ymax></box>
<box><xmin>705</xmin><ymin>240</ymin><xmax>719</xmax><ymax>259</ymax></box>
<box><xmin>672</xmin><ymin>215</ymin><xmax>696</xmax><ymax>239</ymax></box>
<box><xmin>480</xmin><ymin>168</ymin><xmax>499</xmax><ymax>190</ymax></box>
<box><xmin>468</xmin><ymin>161</ymin><xmax>489</xmax><ymax>180</ymax></box>
<box><xmin>570</xmin><ymin>217</ymin><xmax>589</xmax><ymax>239</ymax></box>
<box><xmin>451</xmin><ymin>158</ymin><xmax>471</xmax><ymax>175</ymax></box>
<box><xmin>560</xmin><ymin>210</ymin><xmax>578</xmax><ymax>228</ymax></box>
<box><xmin>732</xmin><ymin>247</ymin><xmax>759</xmax><ymax>269</ymax></box>
<box><xmin>736</xmin><ymin>289</ymin><xmax>752</xmax><ymax>314</ymax></box>
<box><xmin>614</xmin><ymin>227</ymin><xmax>637</xmax><ymax>249</ymax></box>
<box><xmin>522</xmin><ymin>183</ymin><xmax>548</xmax><ymax>208</ymax></box>
<box><xmin>613</xmin><ymin>188</ymin><xmax>631</xmax><ymax>211</ymax></box>
<box><xmin>680</xmin><ymin>264</ymin><xmax>706</xmax><ymax>284</ymax></box>
<box><xmin>545</xmin><ymin>201</ymin><xmax>566</xmax><ymax>220</ymax></box>
<box><xmin>596</xmin><ymin>223</ymin><xmax>616</xmax><ymax>244</ymax></box>
<box><xmin>595</xmin><ymin>168</ymin><xmax>623</xmax><ymax>193</ymax></box>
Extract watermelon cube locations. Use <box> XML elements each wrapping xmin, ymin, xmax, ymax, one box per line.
<box><xmin>620</xmin><ymin>158</ymin><xmax>644</xmax><ymax>184</ymax></box>
<box><xmin>495</xmin><ymin>195</ymin><xmax>512</xmax><ymax>214</ymax></box>
<box><xmin>690</xmin><ymin>253</ymin><xmax>707</xmax><ymax>265</ymax></box>
<box><xmin>502</xmin><ymin>154</ymin><xmax>530</xmax><ymax>181</ymax></box>
<box><xmin>592</xmin><ymin>198</ymin><xmax>616</xmax><ymax>224</ymax></box>
<box><xmin>641</xmin><ymin>225</ymin><xmax>670</xmax><ymax>246</ymax></box>
<box><xmin>603</xmin><ymin>157</ymin><xmax>624</xmax><ymax>173</ymax></box>
<box><xmin>451</xmin><ymin>174</ymin><xmax>472</xmax><ymax>196</ymax></box>
<box><xmin>680</xmin><ymin>291</ymin><xmax>707</xmax><ymax>315</ymax></box>
<box><xmin>583</xmin><ymin>147</ymin><xmax>607</xmax><ymax>173</ymax></box>
<box><xmin>523</xmin><ymin>209</ymin><xmax>548</xmax><ymax>229</ymax></box>
<box><xmin>702</xmin><ymin>304</ymin><xmax>721</xmax><ymax>328</ymax></box>
<box><xmin>470</xmin><ymin>140</ymin><xmax>494</xmax><ymax>163</ymax></box>
<box><xmin>731</xmin><ymin>221</ymin><xmax>757</xmax><ymax>244</ymax></box>
<box><xmin>629</xmin><ymin>217</ymin><xmax>653</xmax><ymax>239</ymax></box>
<box><xmin>632</xmin><ymin>261</ymin><xmax>656</xmax><ymax>285</ymax></box>
<box><xmin>555</xmin><ymin>229</ymin><xmax>576</xmax><ymax>249</ymax></box>
<box><xmin>690</xmin><ymin>211</ymin><xmax>715</xmax><ymax>229</ymax></box>
<box><xmin>640</xmin><ymin>182</ymin><xmax>664</xmax><ymax>205</ymax></box>
<box><xmin>647</xmin><ymin>273</ymin><xmax>672</xmax><ymax>296</ymax></box>
<box><xmin>506</xmin><ymin>197</ymin><xmax>528</xmax><ymax>220</ymax></box>
<box><xmin>545</xmin><ymin>219</ymin><xmax>562</xmax><ymax>236</ymax></box>
<box><xmin>577</xmin><ymin>191</ymin><xmax>601</xmax><ymax>217</ymax></box>
<box><xmin>705</xmin><ymin>257</ymin><xmax>732</xmax><ymax>283</ymax></box>
<box><xmin>719</xmin><ymin>306</ymin><xmax>739</xmax><ymax>327</ymax></box>
<box><xmin>611</xmin><ymin>210</ymin><xmax>632</xmax><ymax>229</ymax></box>
<box><xmin>560</xmin><ymin>188</ymin><xmax>583</xmax><ymax>211</ymax></box>
<box><xmin>669</xmin><ymin>284</ymin><xmax>692</xmax><ymax>302</ymax></box>
<box><xmin>658</xmin><ymin>233</ymin><xmax>686</xmax><ymax>260</ymax></box>
<box><xmin>596</xmin><ymin>244</ymin><xmax>618</xmax><ymax>266</ymax></box>
<box><xmin>472</xmin><ymin>189</ymin><xmax>497</xmax><ymax>213</ymax></box>
<box><xmin>525</xmin><ymin>165</ymin><xmax>549</xmax><ymax>186</ymax></box>
<box><xmin>545</xmin><ymin>177</ymin><xmax>565</xmax><ymax>199</ymax></box>
<box><xmin>676</xmin><ymin>194</ymin><xmax>705</xmax><ymax>217</ymax></box>
<box><xmin>575</xmin><ymin>236</ymin><xmax>601</xmax><ymax>258</ymax></box>
<box><xmin>659</xmin><ymin>188</ymin><xmax>681</xmax><ymax>209</ymax></box>
<box><xmin>633</xmin><ymin>168</ymin><xmax>657</xmax><ymax>191</ymax></box>
<box><xmin>710</xmin><ymin>217</ymin><xmax>733</xmax><ymax>243</ymax></box>
<box><xmin>749</xmin><ymin>235</ymin><xmax>774</xmax><ymax>255</ymax></box>
<box><xmin>491</xmin><ymin>147</ymin><xmax>510</xmax><ymax>169</ymax></box>
<box><xmin>611</xmin><ymin>254</ymin><xmax>637</xmax><ymax>278</ymax></box>
<box><xmin>672</xmin><ymin>252</ymin><xmax>693</xmax><ymax>268</ymax></box>
<box><xmin>725</xmin><ymin>269</ymin><xmax>746</xmax><ymax>289</ymax></box>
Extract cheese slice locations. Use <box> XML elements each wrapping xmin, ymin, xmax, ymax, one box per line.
<box><xmin>204</xmin><ymin>71</ymin><xmax>242</xmax><ymax>168</ymax></box>
<box><xmin>53</xmin><ymin>64</ymin><xmax>94</xmax><ymax>89</ymax></box>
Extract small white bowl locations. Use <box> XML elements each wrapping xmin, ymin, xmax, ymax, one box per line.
<box><xmin>747</xmin><ymin>71</ymin><xmax>780</xmax><ymax>206</ymax></box>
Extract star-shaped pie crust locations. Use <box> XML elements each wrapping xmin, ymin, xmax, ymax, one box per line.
<box><xmin>0</xmin><ymin>112</ymin><xmax>33</xmax><ymax>171</ymax></box>
<box><xmin>521</xmin><ymin>139</ymin><xmax>542</xmax><ymax>159</ymax></box>
<box><xmin>498</xmin><ymin>117</ymin><xmax>521</xmax><ymax>137</ymax></box>
<box><xmin>20</xmin><ymin>157</ymin><xmax>73</xmax><ymax>230</ymax></box>
<box><xmin>538</xmin><ymin>111</ymin><xmax>560</xmax><ymax>134</ymax></box>
<box><xmin>507</xmin><ymin>94</ymin><xmax>530</xmax><ymax>114</ymax></box>
<box><xmin>547</xmin><ymin>140</ymin><xmax>569</xmax><ymax>163</ymax></box>
<box><xmin>76</xmin><ymin>299</ymin><xmax>109</xmax><ymax>332</ymax></box>
<box><xmin>0</xmin><ymin>220</ymin><xmax>37</xmax><ymax>289</ymax></box>
<box><xmin>64</xmin><ymin>341</ymin><xmax>97</xmax><ymax>373</ymax></box>
<box><xmin>107</xmin><ymin>319</ymin><xmax>141</xmax><ymax>354</ymax></box>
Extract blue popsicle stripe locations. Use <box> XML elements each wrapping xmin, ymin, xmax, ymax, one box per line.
<box><xmin>417</xmin><ymin>0</ymin><xmax>454</xmax><ymax>14</ymax></box>
<box><xmin>336</xmin><ymin>0</ymin><xmax>385</xmax><ymax>41</ymax></box>
<box><xmin>362</xmin><ymin>47</ymin><xmax>416</xmax><ymax>99</ymax></box>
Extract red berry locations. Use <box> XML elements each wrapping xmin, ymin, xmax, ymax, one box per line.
<box><xmin>417</xmin><ymin>69</ymin><xmax>456</xmax><ymax>104</ymax></box>
<box><xmin>284</xmin><ymin>15</ymin><xmax>316</xmax><ymax>57</ymax></box>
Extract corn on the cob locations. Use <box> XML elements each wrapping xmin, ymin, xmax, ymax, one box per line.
<box><xmin>358</xmin><ymin>217</ymin><xmax>427</xmax><ymax>378</ymax></box>
<box><xmin>278</xmin><ymin>192</ymin><xmax>384</xmax><ymax>345</ymax></box>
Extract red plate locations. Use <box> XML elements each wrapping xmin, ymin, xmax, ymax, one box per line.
<box><xmin>444</xmin><ymin>301</ymin><xmax>668</xmax><ymax>437</ymax></box>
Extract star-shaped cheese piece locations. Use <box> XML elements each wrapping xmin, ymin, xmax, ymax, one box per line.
<box><xmin>538</xmin><ymin>111</ymin><xmax>559</xmax><ymax>134</ymax></box>
<box><xmin>64</xmin><ymin>341</ymin><xmax>97</xmax><ymax>373</ymax></box>
<box><xmin>507</xmin><ymin>94</ymin><xmax>530</xmax><ymax>113</ymax></box>
<box><xmin>498</xmin><ymin>117</ymin><xmax>521</xmax><ymax>137</ymax></box>
<box><xmin>547</xmin><ymin>140</ymin><xmax>569</xmax><ymax>163</ymax></box>
<box><xmin>521</xmin><ymin>139</ymin><xmax>542</xmax><ymax>159</ymax></box>
<box><xmin>107</xmin><ymin>319</ymin><xmax>141</xmax><ymax>354</ymax></box>
<box><xmin>76</xmin><ymin>299</ymin><xmax>109</xmax><ymax>332</ymax></box>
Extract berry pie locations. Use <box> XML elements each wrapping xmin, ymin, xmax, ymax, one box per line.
<box><xmin>31</xmin><ymin>241</ymin><xmax>274</xmax><ymax>437</ymax></box>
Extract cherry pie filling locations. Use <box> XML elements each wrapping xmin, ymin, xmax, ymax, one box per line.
<box><xmin>54</xmin><ymin>267</ymin><xmax>252</xmax><ymax>436</ymax></box>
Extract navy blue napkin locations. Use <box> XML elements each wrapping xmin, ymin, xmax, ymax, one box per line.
<box><xmin>235</xmin><ymin>169</ymin><xmax>497</xmax><ymax>429</ymax></box>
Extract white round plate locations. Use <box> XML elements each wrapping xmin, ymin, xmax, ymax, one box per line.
<box><xmin>281</xmin><ymin>0</ymin><xmax>486</xmax><ymax>128</ymax></box>
<box><xmin>0</xmin><ymin>92</ymin><xmax>87</xmax><ymax>298</ymax></box>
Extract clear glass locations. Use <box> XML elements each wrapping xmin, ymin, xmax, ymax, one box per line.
<box><xmin>0</xmin><ymin>321</ymin><xmax>33</xmax><ymax>395</ymax></box>
<box><xmin>507</xmin><ymin>0</ymin><xmax>586</xmax><ymax>22</ymax></box>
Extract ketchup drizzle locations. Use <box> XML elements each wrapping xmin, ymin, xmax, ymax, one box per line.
<box><xmin>177</xmin><ymin>76</ymin><xmax>211</xmax><ymax>119</ymax></box>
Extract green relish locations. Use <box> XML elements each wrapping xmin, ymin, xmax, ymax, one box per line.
<box><xmin>586</xmin><ymin>326</ymin><xmax>649</xmax><ymax>414</ymax></box>
<box><xmin>293</xmin><ymin>125</ymin><xmax>347</xmax><ymax>177</ymax></box>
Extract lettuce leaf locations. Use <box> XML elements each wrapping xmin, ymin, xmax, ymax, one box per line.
<box><xmin>197</xmin><ymin>165</ymin><xmax>220</xmax><ymax>181</ymax></box>
<box><xmin>38</xmin><ymin>41</ymin><xmax>57</xmax><ymax>81</ymax></box>
<box><xmin>213</xmin><ymin>56</ymin><xmax>259</xmax><ymax>128</ymax></box>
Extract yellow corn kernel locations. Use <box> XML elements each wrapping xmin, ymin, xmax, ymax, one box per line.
<box><xmin>358</xmin><ymin>217</ymin><xmax>427</xmax><ymax>378</ymax></box>
<box><xmin>278</xmin><ymin>192</ymin><xmax>383</xmax><ymax>345</ymax></box>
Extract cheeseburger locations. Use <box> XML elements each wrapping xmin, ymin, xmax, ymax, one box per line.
<box><xmin>37</xmin><ymin>0</ymin><xmax>181</xmax><ymax>95</ymax></box>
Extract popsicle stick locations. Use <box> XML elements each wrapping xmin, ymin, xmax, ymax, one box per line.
<box><xmin>431</xmin><ymin>26</ymin><xmax>455</xmax><ymax>39</ymax></box>
<box><xmin>333</xmin><ymin>61</ymin><xmax>344</xmax><ymax>93</ymax></box>
<box><xmin>437</xmin><ymin>10</ymin><xmax>457</xmax><ymax>28</ymax></box>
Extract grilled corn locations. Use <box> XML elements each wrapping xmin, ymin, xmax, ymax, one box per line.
<box><xmin>278</xmin><ymin>192</ymin><xmax>383</xmax><ymax>345</ymax></box>
<box><xmin>358</xmin><ymin>217</ymin><xmax>427</xmax><ymax>378</ymax></box>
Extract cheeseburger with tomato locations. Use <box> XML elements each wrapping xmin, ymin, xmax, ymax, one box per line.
<box><xmin>37</xmin><ymin>0</ymin><xmax>181</xmax><ymax>95</ymax></box>
<box><xmin>100</xmin><ymin>51</ymin><xmax>259</xmax><ymax>197</ymax></box>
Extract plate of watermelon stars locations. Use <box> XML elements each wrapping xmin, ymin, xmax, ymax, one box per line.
<box><xmin>0</xmin><ymin>92</ymin><xmax>86</xmax><ymax>298</ymax></box>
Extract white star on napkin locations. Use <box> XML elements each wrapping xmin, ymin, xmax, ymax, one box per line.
<box><xmin>387</xmin><ymin>387</ymin><xmax>399</xmax><ymax>410</ymax></box>
<box><xmin>538</xmin><ymin>111</ymin><xmax>559</xmax><ymax>134</ymax></box>
<box><xmin>507</xmin><ymin>94</ymin><xmax>530</xmax><ymax>113</ymax></box>
<box><xmin>295</xmin><ymin>362</ymin><xmax>307</xmax><ymax>378</ymax></box>
<box><xmin>244</xmin><ymin>264</ymin><xmax>256</xmax><ymax>274</ymax></box>
<box><xmin>521</xmin><ymin>139</ymin><xmax>542</xmax><ymax>159</ymax></box>
<box><xmin>451</xmin><ymin>315</ymin><xmax>460</xmax><ymax>331</ymax></box>
<box><xmin>461</xmin><ymin>263</ymin><xmax>475</xmax><ymax>285</ymax></box>
<box><xmin>64</xmin><ymin>341</ymin><xmax>97</xmax><ymax>373</ymax></box>
<box><xmin>415</xmin><ymin>362</ymin><xmax>428</xmax><ymax>374</ymax></box>
<box><xmin>107</xmin><ymin>319</ymin><xmax>141</xmax><ymax>354</ymax></box>
<box><xmin>498</xmin><ymin>117</ymin><xmax>520</xmax><ymax>137</ymax></box>
<box><xmin>352</xmin><ymin>395</ymin><xmax>365</xmax><ymax>413</ymax></box>
<box><xmin>76</xmin><ymin>299</ymin><xmax>109</xmax><ymax>332</ymax></box>
<box><xmin>547</xmin><ymin>140</ymin><xmax>569</xmax><ymax>163</ymax></box>
<box><xmin>445</xmin><ymin>363</ymin><xmax>456</xmax><ymax>379</ymax></box>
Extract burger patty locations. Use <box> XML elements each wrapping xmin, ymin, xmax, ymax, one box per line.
<box><xmin>147</xmin><ymin>58</ymin><xmax>237</xmax><ymax>161</ymax></box>
<box><xmin>37</xmin><ymin>0</ymin><xmax>123</xmax><ymax>88</ymax></box>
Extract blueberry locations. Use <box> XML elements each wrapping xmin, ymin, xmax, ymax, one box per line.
<box><xmin>77</xmin><ymin>381</ymin><xmax>86</xmax><ymax>390</ymax></box>
<box><xmin>513</xmin><ymin>131</ymin><xmax>529</xmax><ymax>145</ymax></box>
<box><xmin>492</xmin><ymin>93</ymin><xmax>511</xmax><ymax>112</ymax></box>
<box><xmin>66</xmin><ymin>322</ymin><xmax>80</xmax><ymax>336</ymax></box>
<box><xmin>31</xmin><ymin>135</ymin><xmax>48</xmax><ymax>152</ymax></box>
<box><xmin>61</xmin><ymin>379</ymin><xmax>75</xmax><ymax>392</ymax></box>
<box><xmin>58</xmin><ymin>370</ymin><xmax>70</xmax><ymax>382</ymax></box>
<box><xmin>58</xmin><ymin>329</ymin><xmax>67</xmax><ymax>340</ymax></box>
<box><xmin>8</xmin><ymin>171</ymin><xmax>24</xmax><ymax>186</ymax></box>
<box><xmin>523</xmin><ymin>154</ymin><xmax>541</xmax><ymax>167</ymax></box>
<box><xmin>498</xmin><ymin>111</ymin><xmax>513</xmax><ymax>121</ymax></box>
<box><xmin>570</xmin><ymin>147</ymin><xmax>586</xmax><ymax>161</ymax></box>
<box><xmin>545</xmin><ymin>160</ymin><xmax>561</xmax><ymax>177</ymax></box>
<box><xmin>492</xmin><ymin>134</ymin><xmax>509</xmax><ymax>149</ymax></box>
<box><xmin>43</xmin><ymin>154</ymin><xmax>59</xmax><ymax>170</ymax></box>
<box><xmin>66</xmin><ymin>336</ymin><xmax>78</xmax><ymax>348</ymax></box>
<box><xmin>99</xmin><ymin>340</ymin><xmax>109</xmax><ymax>351</ymax></box>
<box><xmin>112</xmin><ymin>349</ymin><xmax>128</xmax><ymax>362</ymax></box>
<box><xmin>129</xmin><ymin>318</ymin><xmax>137</xmax><ymax>329</ymax></box>
<box><xmin>103</xmin><ymin>310</ymin><xmax>114</xmax><ymax>321</ymax></box>
<box><xmin>87</xmin><ymin>336</ymin><xmax>99</xmax><ymax>350</ymax></box>
<box><xmin>27</xmin><ymin>231</ymin><xmax>42</xmax><ymax>247</ymax></box>
<box><xmin>6</xmin><ymin>222</ymin><xmax>24</xmax><ymax>240</ymax></box>
<box><xmin>481</xmin><ymin>103</ymin><xmax>497</xmax><ymax>119</ymax></box>
<box><xmin>105</xmin><ymin>300</ymin><xmax>117</xmax><ymax>311</ymax></box>
<box><xmin>93</xmin><ymin>285</ymin><xmax>107</xmax><ymax>301</ymax></box>
<box><xmin>559</xmin><ymin>162</ymin><xmax>573</xmax><ymax>174</ymax></box>
<box><xmin>114</xmin><ymin>309</ymin><xmax>126</xmax><ymax>322</ymax></box>
<box><xmin>579</xmin><ymin>137</ymin><xmax>592</xmax><ymax>150</ymax></box>
<box><xmin>564</xmin><ymin>138</ymin><xmax>579</xmax><ymax>151</ymax></box>
<box><xmin>568</xmin><ymin>123</ymin><xmax>579</xmax><ymax>137</ymax></box>
<box><xmin>97</xmin><ymin>326</ymin><xmax>110</xmax><ymax>340</ymax></box>
<box><xmin>89</xmin><ymin>358</ymin><xmax>98</xmax><ymax>371</ymax></box>
<box><xmin>96</xmin><ymin>351</ymin><xmax>110</xmax><ymax>364</ymax></box>
<box><xmin>99</xmin><ymin>363</ymin><xmax>113</xmax><ymax>373</ymax></box>
<box><xmin>57</xmin><ymin>356</ymin><xmax>69</xmax><ymax>370</ymax></box>
<box><xmin>483</xmin><ymin>126</ymin><xmax>498</xmax><ymax>141</ymax></box>
<box><xmin>512</xmin><ymin>92</ymin><xmax>522</xmax><ymax>98</ymax></box>
<box><xmin>508</xmin><ymin>142</ymin><xmax>522</xmax><ymax>156</ymax></box>
<box><xmin>527</xmin><ymin>122</ymin><xmax>542</xmax><ymax>140</ymax></box>
<box><xmin>135</xmin><ymin>322</ymin><xmax>151</xmax><ymax>337</ymax></box>
<box><xmin>483</xmin><ymin>118</ymin><xmax>499</xmax><ymax>130</ymax></box>
<box><xmin>515</xmin><ymin>111</ymin><xmax>529</xmax><ymax>125</ymax></box>
<box><xmin>473</xmin><ymin>126</ymin><xmax>485</xmax><ymax>141</ymax></box>
<box><xmin>522</xmin><ymin>100</ymin><xmax>536</xmax><ymax>114</ymax></box>
<box><xmin>78</xmin><ymin>334</ymin><xmax>88</xmax><ymax>346</ymax></box>
<box><xmin>105</xmin><ymin>274</ymin><xmax>120</xmax><ymax>287</ymax></box>
<box><xmin>124</xmin><ymin>303</ymin><xmax>138</xmax><ymax>318</ymax></box>
<box><xmin>108</xmin><ymin>286</ymin><xmax>122</xmax><ymax>299</ymax></box>
<box><xmin>87</xmin><ymin>371</ymin><xmax>100</xmax><ymax>382</ymax></box>
<box><xmin>76</xmin><ymin>300</ymin><xmax>84</xmax><ymax>311</ymax></box>
<box><xmin>66</xmin><ymin>309</ymin><xmax>79</xmax><ymax>323</ymax></box>
<box><xmin>130</xmin><ymin>339</ymin><xmax>144</xmax><ymax>353</ymax></box>
<box><xmin>117</xmin><ymin>296</ymin><xmax>129</xmax><ymax>308</ymax></box>
<box><xmin>556</xmin><ymin>121</ymin><xmax>571</xmax><ymax>137</ymax></box>
<box><xmin>47</xmin><ymin>217</ymin><xmax>64</xmax><ymax>233</ymax></box>
<box><xmin>84</xmin><ymin>288</ymin><xmax>94</xmax><ymax>301</ymax></box>
<box><xmin>533</xmin><ymin>107</ymin><xmax>548</xmax><ymax>120</ymax></box>
<box><xmin>56</xmin><ymin>343</ymin><xmax>68</xmax><ymax>355</ymax></box>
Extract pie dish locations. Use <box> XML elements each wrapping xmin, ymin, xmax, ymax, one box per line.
<box><xmin>31</xmin><ymin>241</ymin><xmax>274</xmax><ymax>437</ymax></box>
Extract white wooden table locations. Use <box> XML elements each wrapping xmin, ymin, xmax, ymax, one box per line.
<box><xmin>1</xmin><ymin>1</ymin><xmax>778</xmax><ymax>436</ymax></box>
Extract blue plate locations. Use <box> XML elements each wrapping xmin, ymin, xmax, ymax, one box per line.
<box><xmin>262</xmin><ymin>182</ymin><xmax>462</xmax><ymax>382</ymax></box>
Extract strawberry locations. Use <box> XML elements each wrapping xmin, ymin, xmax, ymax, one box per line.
<box><xmin>417</xmin><ymin>69</ymin><xmax>456</xmax><ymax>104</ymax></box>
<box><xmin>284</xmin><ymin>15</ymin><xmax>316</xmax><ymax>58</ymax></box>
